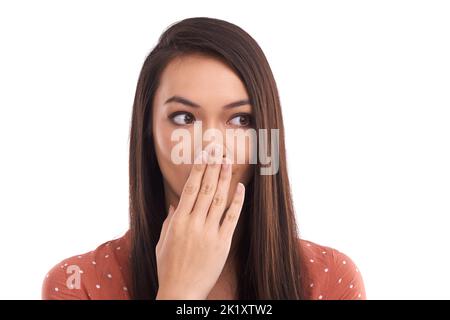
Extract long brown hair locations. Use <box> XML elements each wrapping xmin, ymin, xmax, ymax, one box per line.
<box><xmin>129</xmin><ymin>17</ymin><xmax>311</xmax><ymax>299</ymax></box>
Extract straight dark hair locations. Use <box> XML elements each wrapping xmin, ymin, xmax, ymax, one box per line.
<box><xmin>129</xmin><ymin>17</ymin><xmax>311</xmax><ymax>299</ymax></box>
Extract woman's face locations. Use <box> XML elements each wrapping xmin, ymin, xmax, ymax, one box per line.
<box><xmin>152</xmin><ymin>53</ymin><xmax>254</xmax><ymax>210</ymax></box>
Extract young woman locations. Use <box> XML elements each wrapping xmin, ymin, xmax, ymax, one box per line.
<box><xmin>42</xmin><ymin>17</ymin><xmax>366</xmax><ymax>300</ymax></box>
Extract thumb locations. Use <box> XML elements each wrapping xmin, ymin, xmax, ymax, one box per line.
<box><xmin>168</xmin><ymin>204</ymin><xmax>175</xmax><ymax>217</ymax></box>
<box><xmin>158</xmin><ymin>205</ymin><xmax>175</xmax><ymax>248</ymax></box>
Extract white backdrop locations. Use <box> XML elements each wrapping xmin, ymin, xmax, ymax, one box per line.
<box><xmin>0</xmin><ymin>0</ymin><xmax>449</xmax><ymax>299</ymax></box>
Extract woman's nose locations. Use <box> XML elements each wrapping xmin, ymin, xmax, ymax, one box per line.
<box><xmin>199</xmin><ymin>126</ymin><xmax>230</xmax><ymax>160</ymax></box>
<box><xmin>202</xmin><ymin>141</ymin><xmax>228</xmax><ymax>161</ymax></box>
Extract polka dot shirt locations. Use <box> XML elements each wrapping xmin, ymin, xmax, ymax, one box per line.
<box><xmin>42</xmin><ymin>231</ymin><xmax>366</xmax><ymax>300</ymax></box>
<box><xmin>300</xmin><ymin>239</ymin><xmax>366</xmax><ymax>300</ymax></box>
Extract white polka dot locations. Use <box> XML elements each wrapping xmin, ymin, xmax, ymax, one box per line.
<box><xmin>79</xmin><ymin>270</ymin><xmax>84</xmax><ymax>274</ymax></box>
<box><xmin>322</xmin><ymin>251</ymin><xmax>327</xmax><ymax>255</ymax></box>
<box><xmin>342</xmin><ymin>260</ymin><xmax>347</xmax><ymax>265</ymax></box>
<box><xmin>338</xmin><ymin>278</ymin><xmax>342</xmax><ymax>284</ymax></box>
<box><xmin>54</xmin><ymin>287</ymin><xmax>59</xmax><ymax>292</ymax></box>
<box><xmin>310</xmin><ymin>283</ymin><xmax>314</xmax><ymax>288</ymax></box>
<box><xmin>309</xmin><ymin>259</ymin><xmax>314</xmax><ymax>263</ymax></box>
<box><xmin>318</xmin><ymin>295</ymin><xmax>323</xmax><ymax>300</ymax></box>
<box><xmin>324</xmin><ymin>268</ymin><xmax>329</xmax><ymax>273</ymax></box>
<box><xmin>349</xmin><ymin>284</ymin><xmax>354</xmax><ymax>289</ymax></box>
<box><xmin>105</xmin><ymin>254</ymin><xmax>109</xmax><ymax>258</ymax></box>
<box><xmin>95</xmin><ymin>284</ymin><xmax>101</xmax><ymax>289</ymax></box>
<box><xmin>358</xmin><ymin>293</ymin><xmax>362</xmax><ymax>298</ymax></box>
<box><xmin>64</xmin><ymin>263</ymin><xmax>68</xmax><ymax>267</ymax></box>
<box><xmin>123</xmin><ymin>286</ymin><xmax>128</xmax><ymax>291</ymax></box>
<box><xmin>306</xmin><ymin>243</ymin><xmax>311</xmax><ymax>247</ymax></box>
<box><xmin>107</xmin><ymin>273</ymin><xmax>112</xmax><ymax>279</ymax></box>
<box><xmin>116</xmin><ymin>246</ymin><xmax>121</xmax><ymax>250</ymax></box>
<box><xmin>92</xmin><ymin>261</ymin><xmax>96</xmax><ymax>265</ymax></box>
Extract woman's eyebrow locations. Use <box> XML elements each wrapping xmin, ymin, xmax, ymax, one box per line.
<box><xmin>164</xmin><ymin>95</ymin><xmax>251</xmax><ymax>109</ymax></box>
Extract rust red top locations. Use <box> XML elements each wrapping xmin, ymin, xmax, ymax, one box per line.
<box><xmin>42</xmin><ymin>230</ymin><xmax>366</xmax><ymax>300</ymax></box>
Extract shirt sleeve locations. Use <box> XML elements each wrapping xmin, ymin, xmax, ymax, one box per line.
<box><xmin>325</xmin><ymin>248</ymin><xmax>367</xmax><ymax>300</ymax></box>
<box><xmin>42</xmin><ymin>258</ymin><xmax>89</xmax><ymax>300</ymax></box>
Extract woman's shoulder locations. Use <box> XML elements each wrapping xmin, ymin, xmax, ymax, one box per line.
<box><xmin>42</xmin><ymin>231</ymin><xmax>131</xmax><ymax>300</ymax></box>
<box><xmin>298</xmin><ymin>238</ymin><xmax>366</xmax><ymax>300</ymax></box>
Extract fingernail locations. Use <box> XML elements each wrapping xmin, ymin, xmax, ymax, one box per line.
<box><xmin>202</xmin><ymin>150</ymin><xmax>208</xmax><ymax>163</ymax></box>
<box><xmin>194</xmin><ymin>151</ymin><xmax>203</xmax><ymax>164</ymax></box>
<box><xmin>236</xmin><ymin>183</ymin><xmax>244</xmax><ymax>194</ymax></box>
<box><xmin>222</xmin><ymin>158</ymin><xmax>231</xmax><ymax>170</ymax></box>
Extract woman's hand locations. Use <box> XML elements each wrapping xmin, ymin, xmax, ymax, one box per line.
<box><xmin>155</xmin><ymin>148</ymin><xmax>245</xmax><ymax>300</ymax></box>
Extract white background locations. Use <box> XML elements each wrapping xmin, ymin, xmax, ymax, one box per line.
<box><xmin>0</xmin><ymin>0</ymin><xmax>449</xmax><ymax>299</ymax></box>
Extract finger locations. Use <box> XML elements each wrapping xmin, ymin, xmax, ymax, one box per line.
<box><xmin>205</xmin><ymin>157</ymin><xmax>232</xmax><ymax>228</ymax></box>
<box><xmin>191</xmin><ymin>147</ymin><xmax>223</xmax><ymax>221</ymax></box>
<box><xmin>157</xmin><ymin>205</ymin><xmax>175</xmax><ymax>249</ymax></box>
<box><xmin>219</xmin><ymin>182</ymin><xmax>245</xmax><ymax>241</ymax></box>
<box><xmin>162</xmin><ymin>205</ymin><xmax>175</xmax><ymax>235</ymax></box>
<box><xmin>176</xmin><ymin>150</ymin><xmax>208</xmax><ymax>216</ymax></box>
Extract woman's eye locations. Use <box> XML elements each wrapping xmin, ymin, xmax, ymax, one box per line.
<box><xmin>170</xmin><ymin>112</ymin><xmax>195</xmax><ymax>125</ymax></box>
<box><xmin>228</xmin><ymin>114</ymin><xmax>252</xmax><ymax>127</ymax></box>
